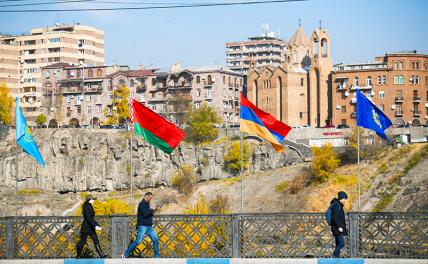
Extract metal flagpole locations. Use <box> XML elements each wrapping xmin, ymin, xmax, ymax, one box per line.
<box><xmin>130</xmin><ymin>132</ymin><xmax>133</xmax><ymax>215</ymax></box>
<box><xmin>240</xmin><ymin>131</ymin><xmax>243</xmax><ymax>214</ymax></box>
<box><xmin>15</xmin><ymin>151</ymin><xmax>19</xmax><ymax>217</ymax></box>
<box><xmin>357</xmin><ymin>126</ymin><xmax>361</xmax><ymax>212</ymax></box>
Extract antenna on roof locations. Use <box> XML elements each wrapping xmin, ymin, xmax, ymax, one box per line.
<box><xmin>261</xmin><ymin>23</ymin><xmax>269</xmax><ymax>37</ymax></box>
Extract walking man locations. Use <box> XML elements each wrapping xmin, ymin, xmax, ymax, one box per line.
<box><xmin>123</xmin><ymin>192</ymin><xmax>160</xmax><ymax>258</ymax></box>
<box><xmin>76</xmin><ymin>195</ymin><xmax>108</xmax><ymax>258</ymax></box>
<box><xmin>330</xmin><ymin>191</ymin><xmax>348</xmax><ymax>258</ymax></box>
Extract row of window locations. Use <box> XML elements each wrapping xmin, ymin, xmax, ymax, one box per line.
<box><xmin>66</xmin><ymin>105</ymin><xmax>103</xmax><ymax>115</ymax></box>
<box><xmin>348</xmin><ymin>75</ymin><xmax>426</xmax><ymax>87</ymax></box>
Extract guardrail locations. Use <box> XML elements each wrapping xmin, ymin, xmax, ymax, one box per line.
<box><xmin>0</xmin><ymin>212</ymin><xmax>427</xmax><ymax>259</ymax></box>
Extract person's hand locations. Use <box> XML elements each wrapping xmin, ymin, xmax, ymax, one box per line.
<box><xmin>338</xmin><ymin>227</ymin><xmax>343</xmax><ymax>233</ymax></box>
<box><xmin>95</xmin><ymin>226</ymin><xmax>102</xmax><ymax>231</ymax></box>
<box><xmin>151</xmin><ymin>206</ymin><xmax>158</xmax><ymax>211</ymax></box>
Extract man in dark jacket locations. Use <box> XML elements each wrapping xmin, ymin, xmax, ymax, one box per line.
<box><xmin>76</xmin><ymin>195</ymin><xmax>108</xmax><ymax>258</ymax></box>
<box><xmin>123</xmin><ymin>192</ymin><xmax>160</xmax><ymax>258</ymax></box>
<box><xmin>330</xmin><ymin>191</ymin><xmax>348</xmax><ymax>258</ymax></box>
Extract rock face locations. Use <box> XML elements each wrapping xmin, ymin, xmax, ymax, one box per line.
<box><xmin>0</xmin><ymin>127</ymin><xmax>307</xmax><ymax>193</ymax></box>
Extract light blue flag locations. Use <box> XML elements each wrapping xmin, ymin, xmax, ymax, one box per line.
<box><xmin>356</xmin><ymin>89</ymin><xmax>392</xmax><ymax>140</ymax></box>
<box><xmin>15</xmin><ymin>97</ymin><xmax>46</xmax><ymax>167</ymax></box>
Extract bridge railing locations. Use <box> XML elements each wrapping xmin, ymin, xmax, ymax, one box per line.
<box><xmin>0</xmin><ymin>212</ymin><xmax>426</xmax><ymax>259</ymax></box>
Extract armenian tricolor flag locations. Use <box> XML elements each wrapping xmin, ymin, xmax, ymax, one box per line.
<box><xmin>240</xmin><ymin>94</ymin><xmax>291</xmax><ymax>152</ymax></box>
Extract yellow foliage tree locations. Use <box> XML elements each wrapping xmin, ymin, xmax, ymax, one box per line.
<box><xmin>0</xmin><ymin>83</ymin><xmax>13</xmax><ymax>125</ymax></box>
<box><xmin>224</xmin><ymin>141</ymin><xmax>252</xmax><ymax>175</ymax></box>
<box><xmin>186</xmin><ymin>103</ymin><xmax>221</xmax><ymax>144</ymax></box>
<box><xmin>104</xmin><ymin>85</ymin><xmax>130</xmax><ymax>125</ymax></box>
<box><xmin>311</xmin><ymin>144</ymin><xmax>340</xmax><ymax>183</ymax></box>
<box><xmin>75</xmin><ymin>198</ymin><xmax>130</xmax><ymax>216</ymax></box>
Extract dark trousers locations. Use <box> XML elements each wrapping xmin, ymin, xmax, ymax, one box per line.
<box><xmin>76</xmin><ymin>232</ymin><xmax>100</xmax><ymax>252</ymax></box>
<box><xmin>332</xmin><ymin>234</ymin><xmax>345</xmax><ymax>258</ymax></box>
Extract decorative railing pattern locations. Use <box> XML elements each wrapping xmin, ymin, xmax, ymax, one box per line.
<box><xmin>0</xmin><ymin>213</ymin><xmax>426</xmax><ymax>259</ymax></box>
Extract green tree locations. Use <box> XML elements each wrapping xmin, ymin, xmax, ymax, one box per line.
<box><xmin>223</xmin><ymin>141</ymin><xmax>252</xmax><ymax>175</ymax></box>
<box><xmin>35</xmin><ymin>113</ymin><xmax>47</xmax><ymax>126</ymax></box>
<box><xmin>103</xmin><ymin>85</ymin><xmax>130</xmax><ymax>125</ymax></box>
<box><xmin>0</xmin><ymin>83</ymin><xmax>13</xmax><ymax>125</ymax></box>
<box><xmin>186</xmin><ymin>103</ymin><xmax>221</xmax><ymax>144</ymax></box>
<box><xmin>311</xmin><ymin>144</ymin><xmax>340</xmax><ymax>183</ymax></box>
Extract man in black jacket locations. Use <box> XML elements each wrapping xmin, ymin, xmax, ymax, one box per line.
<box><xmin>330</xmin><ymin>191</ymin><xmax>348</xmax><ymax>258</ymax></box>
<box><xmin>123</xmin><ymin>192</ymin><xmax>160</xmax><ymax>258</ymax></box>
<box><xmin>76</xmin><ymin>195</ymin><xmax>108</xmax><ymax>258</ymax></box>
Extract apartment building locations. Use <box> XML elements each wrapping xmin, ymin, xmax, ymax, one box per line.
<box><xmin>0</xmin><ymin>24</ymin><xmax>104</xmax><ymax>124</ymax></box>
<box><xmin>146</xmin><ymin>64</ymin><xmax>244</xmax><ymax>126</ymax></box>
<box><xmin>332</xmin><ymin>51</ymin><xmax>428</xmax><ymax>127</ymax></box>
<box><xmin>225</xmin><ymin>31</ymin><xmax>287</xmax><ymax>74</ymax></box>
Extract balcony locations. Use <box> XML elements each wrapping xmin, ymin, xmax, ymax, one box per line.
<box><xmin>395</xmin><ymin>111</ymin><xmax>404</xmax><ymax>117</ymax></box>
<box><xmin>351</xmin><ymin>112</ymin><xmax>357</xmax><ymax>118</ymax></box>
<box><xmin>413</xmin><ymin>110</ymin><xmax>421</xmax><ymax>117</ymax></box>
<box><xmin>350</xmin><ymin>98</ymin><xmax>357</xmax><ymax>104</ymax></box>
<box><xmin>413</xmin><ymin>96</ymin><xmax>421</xmax><ymax>103</ymax></box>
<box><xmin>75</xmin><ymin>101</ymin><xmax>82</xmax><ymax>106</ymax></box>
<box><xmin>395</xmin><ymin>97</ymin><xmax>404</xmax><ymax>103</ymax></box>
<box><xmin>169</xmin><ymin>85</ymin><xmax>192</xmax><ymax>90</ymax></box>
<box><xmin>136</xmin><ymin>84</ymin><xmax>146</xmax><ymax>93</ymax></box>
<box><xmin>62</xmin><ymin>86</ymin><xmax>84</xmax><ymax>94</ymax></box>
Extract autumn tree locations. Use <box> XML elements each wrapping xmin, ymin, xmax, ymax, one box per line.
<box><xmin>35</xmin><ymin>113</ymin><xmax>47</xmax><ymax>126</ymax></box>
<box><xmin>310</xmin><ymin>144</ymin><xmax>340</xmax><ymax>183</ymax></box>
<box><xmin>186</xmin><ymin>103</ymin><xmax>221</xmax><ymax>144</ymax></box>
<box><xmin>223</xmin><ymin>141</ymin><xmax>252</xmax><ymax>175</ymax></box>
<box><xmin>0</xmin><ymin>83</ymin><xmax>13</xmax><ymax>125</ymax></box>
<box><xmin>104</xmin><ymin>85</ymin><xmax>130</xmax><ymax>125</ymax></box>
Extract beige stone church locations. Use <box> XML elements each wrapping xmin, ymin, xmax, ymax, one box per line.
<box><xmin>247</xmin><ymin>25</ymin><xmax>333</xmax><ymax>127</ymax></box>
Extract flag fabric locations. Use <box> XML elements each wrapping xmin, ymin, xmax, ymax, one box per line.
<box><xmin>131</xmin><ymin>100</ymin><xmax>185</xmax><ymax>154</ymax></box>
<box><xmin>356</xmin><ymin>89</ymin><xmax>392</xmax><ymax>140</ymax></box>
<box><xmin>240</xmin><ymin>93</ymin><xmax>292</xmax><ymax>152</ymax></box>
<box><xmin>15</xmin><ymin>97</ymin><xmax>46</xmax><ymax>166</ymax></box>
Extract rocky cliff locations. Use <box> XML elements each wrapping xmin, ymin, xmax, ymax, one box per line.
<box><xmin>0</xmin><ymin>127</ymin><xmax>307</xmax><ymax>193</ymax></box>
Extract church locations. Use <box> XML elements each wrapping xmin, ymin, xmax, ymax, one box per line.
<box><xmin>247</xmin><ymin>24</ymin><xmax>333</xmax><ymax>128</ymax></box>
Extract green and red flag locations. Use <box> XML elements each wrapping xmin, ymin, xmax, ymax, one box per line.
<box><xmin>131</xmin><ymin>99</ymin><xmax>185</xmax><ymax>154</ymax></box>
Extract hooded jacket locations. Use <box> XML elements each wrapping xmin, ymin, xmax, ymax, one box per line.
<box><xmin>80</xmin><ymin>202</ymin><xmax>100</xmax><ymax>234</ymax></box>
<box><xmin>330</xmin><ymin>198</ymin><xmax>347</xmax><ymax>236</ymax></box>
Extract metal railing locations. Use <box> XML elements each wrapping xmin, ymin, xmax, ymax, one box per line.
<box><xmin>0</xmin><ymin>212</ymin><xmax>426</xmax><ymax>259</ymax></box>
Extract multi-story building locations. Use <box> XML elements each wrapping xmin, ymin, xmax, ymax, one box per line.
<box><xmin>146</xmin><ymin>64</ymin><xmax>244</xmax><ymax>126</ymax></box>
<box><xmin>40</xmin><ymin>63</ymin><xmax>154</xmax><ymax>127</ymax></box>
<box><xmin>247</xmin><ymin>25</ymin><xmax>333</xmax><ymax>128</ymax></box>
<box><xmin>225</xmin><ymin>31</ymin><xmax>287</xmax><ymax>74</ymax></box>
<box><xmin>0</xmin><ymin>24</ymin><xmax>104</xmax><ymax>124</ymax></box>
<box><xmin>40</xmin><ymin>63</ymin><xmax>243</xmax><ymax>127</ymax></box>
<box><xmin>332</xmin><ymin>51</ymin><xmax>428</xmax><ymax>127</ymax></box>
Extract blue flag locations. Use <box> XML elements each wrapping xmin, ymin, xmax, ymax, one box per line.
<box><xmin>15</xmin><ymin>97</ymin><xmax>46</xmax><ymax>167</ymax></box>
<box><xmin>356</xmin><ymin>89</ymin><xmax>392</xmax><ymax>140</ymax></box>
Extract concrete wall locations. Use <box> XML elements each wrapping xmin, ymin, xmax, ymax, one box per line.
<box><xmin>1</xmin><ymin>259</ymin><xmax>428</xmax><ymax>264</ymax></box>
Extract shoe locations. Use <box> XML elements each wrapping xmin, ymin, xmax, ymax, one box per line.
<box><xmin>95</xmin><ymin>244</ymin><xmax>108</xmax><ymax>258</ymax></box>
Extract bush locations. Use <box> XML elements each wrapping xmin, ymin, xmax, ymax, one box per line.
<box><xmin>75</xmin><ymin>198</ymin><xmax>130</xmax><ymax>215</ymax></box>
<box><xmin>171</xmin><ymin>164</ymin><xmax>197</xmax><ymax>195</ymax></box>
<box><xmin>18</xmin><ymin>188</ymin><xmax>42</xmax><ymax>196</ymax></box>
<box><xmin>310</xmin><ymin>144</ymin><xmax>340</xmax><ymax>183</ymax></box>
<box><xmin>208</xmin><ymin>195</ymin><xmax>230</xmax><ymax>214</ymax></box>
<box><xmin>224</xmin><ymin>141</ymin><xmax>252</xmax><ymax>175</ymax></box>
<box><xmin>336</xmin><ymin>146</ymin><xmax>358</xmax><ymax>165</ymax></box>
<box><xmin>275</xmin><ymin>180</ymin><xmax>290</xmax><ymax>192</ymax></box>
<box><xmin>35</xmin><ymin>113</ymin><xmax>47</xmax><ymax>126</ymax></box>
<box><xmin>289</xmin><ymin>168</ymin><xmax>311</xmax><ymax>194</ymax></box>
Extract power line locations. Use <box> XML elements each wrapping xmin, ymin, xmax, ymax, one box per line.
<box><xmin>0</xmin><ymin>0</ymin><xmax>96</xmax><ymax>8</ymax></box>
<box><xmin>0</xmin><ymin>0</ymin><xmax>196</xmax><ymax>8</ymax></box>
<box><xmin>0</xmin><ymin>0</ymin><xmax>306</xmax><ymax>12</ymax></box>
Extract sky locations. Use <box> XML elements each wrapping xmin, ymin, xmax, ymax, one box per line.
<box><xmin>1</xmin><ymin>0</ymin><xmax>427</xmax><ymax>69</ymax></box>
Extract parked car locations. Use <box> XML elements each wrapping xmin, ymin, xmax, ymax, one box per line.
<box><xmin>396</xmin><ymin>124</ymin><xmax>410</xmax><ymax>128</ymax></box>
<box><xmin>336</xmin><ymin>124</ymin><xmax>350</xmax><ymax>129</ymax></box>
<box><xmin>100</xmin><ymin>125</ymin><xmax>114</xmax><ymax>129</ymax></box>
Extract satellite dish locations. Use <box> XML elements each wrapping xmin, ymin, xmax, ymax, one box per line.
<box><xmin>345</xmin><ymin>91</ymin><xmax>349</xmax><ymax>97</ymax></box>
<box><xmin>336</xmin><ymin>105</ymin><xmax>341</xmax><ymax>110</ymax></box>
<box><xmin>425</xmin><ymin>103</ymin><xmax>428</xmax><ymax>108</ymax></box>
<box><xmin>371</xmin><ymin>91</ymin><xmax>375</xmax><ymax>96</ymax></box>
<box><xmin>391</xmin><ymin>105</ymin><xmax>396</xmax><ymax>110</ymax></box>
<box><xmin>55</xmin><ymin>22</ymin><xmax>59</xmax><ymax>27</ymax></box>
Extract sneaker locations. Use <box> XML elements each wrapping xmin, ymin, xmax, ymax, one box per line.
<box><xmin>121</xmin><ymin>254</ymin><xmax>125</xmax><ymax>258</ymax></box>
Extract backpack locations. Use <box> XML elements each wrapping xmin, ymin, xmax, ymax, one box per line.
<box><xmin>325</xmin><ymin>202</ymin><xmax>338</xmax><ymax>226</ymax></box>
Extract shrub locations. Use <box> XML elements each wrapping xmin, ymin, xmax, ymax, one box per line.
<box><xmin>186</xmin><ymin>103</ymin><xmax>221</xmax><ymax>144</ymax></box>
<box><xmin>289</xmin><ymin>168</ymin><xmax>311</xmax><ymax>194</ymax></box>
<box><xmin>310</xmin><ymin>144</ymin><xmax>340</xmax><ymax>183</ymax></box>
<box><xmin>208</xmin><ymin>195</ymin><xmax>230</xmax><ymax>214</ymax></box>
<box><xmin>75</xmin><ymin>198</ymin><xmax>130</xmax><ymax>215</ymax></box>
<box><xmin>224</xmin><ymin>141</ymin><xmax>252</xmax><ymax>175</ymax></box>
<box><xmin>275</xmin><ymin>180</ymin><xmax>290</xmax><ymax>192</ymax></box>
<box><xmin>18</xmin><ymin>188</ymin><xmax>42</xmax><ymax>196</ymax></box>
<box><xmin>35</xmin><ymin>113</ymin><xmax>47</xmax><ymax>126</ymax></box>
<box><xmin>171</xmin><ymin>164</ymin><xmax>197</xmax><ymax>195</ymax></box>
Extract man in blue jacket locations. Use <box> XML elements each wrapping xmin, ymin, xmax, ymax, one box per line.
<box><xmin>330</xmin><ymin>191</ymin><xmax>348</xmax><ymax>258</ymax></box>
<box><xmin>123</xmin><ymin>192</ymin><xmax>160</xmax><ymax>258</ymax></box>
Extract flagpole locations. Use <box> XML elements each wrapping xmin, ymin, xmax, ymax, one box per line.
<box><xmin>15</xmin><ymin>150</ymin><xmax>19</xmax><ymax>217</ymax></box>
<box><xmin>240</xmin><ymin>131</ymin><xmax>243</xmax><ymax>214</ymax></box>
<box><xmin>129</xmin><ymin>92</ymin><xmax>134</xmax><ymax>215</ymax></box>
<box><xmin>357</xmin><ymin>126</ymin><xmax>361</xmax><ymax>212</ymax></box>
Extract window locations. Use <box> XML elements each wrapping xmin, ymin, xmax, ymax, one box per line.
<box><xmin>382</xmin><ymin>75</ymin><xmax>387</xmax><ymax>84</ymax></box>
<box><xmin>380</xmin><ymin>104</ymin><xmax>385</xmax><ymax>111</ymax></box>
<box><xmin>341</xmin><ymin>92</ymin><xmax>346</xmax><ymax>100</ymax></box>
<box><xmin>394</xmin><ymin>76</ymin><xmax>399</xmax><ymax>85</ymax></box>
<box><xmin>87</xmin><ymin>106</ymin><xmax>92</xmax><ymax>114</ymax></box>
<box><xmin>48</xmin><ymin>38</ymin><xmax>60</xmax><ymax>43</ymax></box>
<box><xmin>399</xmin><ymin>75</ymin><xmax>404</xmax><ymax>85</ymax></box>
<box><xmin>97</xmin><ymin>105</ymin><xmax>102</xmax><ymax>113</ymax></box>
<box><xmin>207</xmin><ymin>75</ymin><xmax>212</xmax><ymax>85</ymax></box>
<box><xmin>67</xmin><ymin>95</ymin><xmax>71</xmax><ymax>103</ymax></box>
<box><xmin>377</xmin><ymin>76</ymin><xmax>382</xmax><ymax>85</ymax></box>
<box><xmin>87</xmin><ymin>95</ymin><xmax>91</xmax><ymax>102</ymax></box>
<box><xmin>195</xmin><ymin>102</ymin><xmax>200</xmax><ymax>109</ymax></box>
<box><xmin>341</xmin><ymin>119</ymin><xmax>346</xmax><ymax>125</ymax></box>
<box><xmin>67</xmin><ymin>70</ymin><xmax>71</xmax><ymax>78</ymax></box>
<box><xmin>96</xmin><ymin>69</ymin><xmax>102</xmax><ymax>77</ymax></box>
<box><xmin>299</xmin><ymin>112</ymin><xmax>303</xmax><ymax>119</ymax></box>
<box><xmin>88</xmin><ymin>69</ymin><xmax>93</xmax><ymax>78</ymax></box>
<box><xmin>130</xmin><ymin>79</ymin><xmax>135</xmax><ymax>87</ymax></box>
<box><xmin>77</xmin><ymin>106</ymin><xmax>82</xmax><ymax>114</ymax></box>
<box><xmin>108</xmin><ymin>93</ymin><xmax>113</xmax><ymax>100</ymax></box>
<box><xmin>426</xmin><ymin>91</ymin><xmax>428</xmax><ymax>101</ymax></box>
<box><xmin>413</xmin><ymin>90</ymin><xmax>418</xmax><ymax>98</ymax></box>
<box><xmin>341</xmin><ymin>106</ymin><xmax>346</xmax><ymax>113</ymax></box>
<box><xmin>195</xmin><ymin>89</ymin><xmax>201</xmax><ymax>97</ymax></box>
<box><xmin>415</xmin><ymin>76</ymin><xmax>420</xmax><ymax>84</ymax></box>
<box><xmin>393</xmin><ymin>61</ymin><xmax>398</xmax><ymax>70</ymax></box>
<box><xmin>399</xmin><ymin>61</ymin><xmax>403</xmax><ymax>70</ymax></box>
<box><xmin>76</xmin><ymin>69</ymin><xmax>81</xmax><ymax>78</ymax></box>
<box><xmin>379</xmin><ymin>91</ymin><xmax>385</xmax><ymax>98</ymax></box>
<box><xmin>366</xmin><ymin>76</ymin><xmax>372</xmax><ymax>86</ymax></box>
<box><xmin>411</xmin><ymin>62</ymin><xmax>415</xmax><ymax>70</ymax></box>
<box><xmin>196</xmin><ymin>76</ymin><xmax>200</xmax><ymax>84</ymax></box>
<box><xmin>206</xmin><ymin>88</ymin><xmax>212</xmax><ymax>98</ymax></box>
<box><xmin>397</xmin><ymin>90</ymin><xmax>402</xmax><ymax>98</ymax></box>
<box><xmin>354</xmin><ymin>77</ymin><xmax>359</xmax><ymax>87</ymax></box>
<box><xmin>300</xmin><ymin>78</ymin><xmax>304</xmax><ymax>86</ymax></box>
<box><xmin>223</xmin><ymin>76</ymin><xmax>226</xmax><ymax>84</ymax></box>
